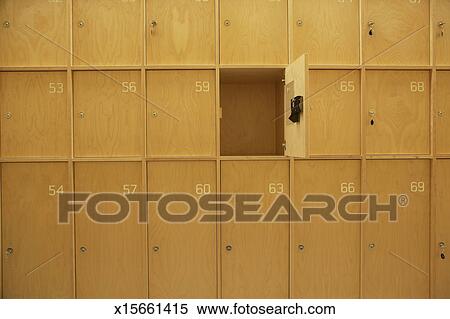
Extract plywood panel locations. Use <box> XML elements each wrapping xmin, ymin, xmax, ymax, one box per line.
<box><xmin>434</xmin><ymin>0</ymin><xmax>450</xmax><ymax>66</ymax></box>
<box><xmin>2</xmin><ymin>163</ymin><xmax>73</xmax><ymax>298</ymax></box>
<box><xmin>146</xmin><ymin>0</ymin><xmax>215</xmax><ymax>65</ymax></box>
<box><xmin>75</xmin><ymin>162</ymin><xmax>147</xmax><ymax>298</ymax></box>
<box><xmin>292</xmin><ymin>0</ymin><xmax>359</xmax><ymax>65</ymax></box>
<box><xmin>220</xmin><ymin>0</ymin><xmax>288</xmax><ymax>64</ymax></box>
<box><xmin>436</xmin><ymin>71</ymin><xmax>450</xmax><ymax>155</ymax></box>
<box><xmin>363</xmin><ymin>160</ymin><xmax>430</xmax><ymax>298</ymax></box>
<box><xmin>0</xmin><ymin>0</ymin><xmax>68</xmax><ymax>66</ymax></box>
<box><xmin>221</xmin><ymin>161</ymin><xmax>289</xmax><ymax>298</ymax></box>
<box><xmin>147</xmin><ymin>70</ymin><xmax>216</xmax><ymax>156</ymax></box>
<box><xmin>0</xmin><ymin>72</ymin><xmax>69</xmax><ymax>158</ymax></box>
<box><xmin>73</xmin><ymin>71</ymin><xmax>144</xmax><ymax>157</ymax></box>
<box><xmin>363</xmin><ymin>0</ymin><xmax>430</xmax><ymax>65</ymax></box>
<box><xmin>292</xmin><ymin>160</ymin><xmax>360</xmax><ymax>298</ymax></box>
<box><xmin>309</xmin><ymin>70</ymin><xmax>360</xmax><ymax>156</ymax></box>
<box><xmin>147</xmin><ymin>161</ymin><xmax>216</xmax><ymax>298</ymax></box>
<box><xmin>73</xmin><ymin>0</ymin><xmax>143</xmax><ymax>66</ymax></box>
<box><xmin>366</xmin><ymin>70</ymin><xmax>430</xmax><ymax>155</ymax></box>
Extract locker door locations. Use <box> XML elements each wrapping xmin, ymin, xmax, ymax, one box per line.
<box><xmin>436</xmin><ymin>71</ymin><xmax>450</xmax><ymax>155</ymax></box>
<box><xmin>292</xmin><ymin>0</ymin><xmax>359</xmax><ymax>65</ymax></box>
<box><xmin>146</xmin><ymin>0</ymin><xmax>215</xmax><ymax>65</ymax></box>
<box><xmin>363</xmin><ymin>160</ymin><xmax>430</xmax><ymax>298</ymax></box>
<box><xmin>0</xmin><ymin>0</ymin><xmax>68</xmax><ymax>66</ymax></box>
<box><xmin>363</xmin><ymin>0</ymin><xmax>430</xmax><ymax>65</ymax></box>
<box><xmin>435</xmin><ymin>0</ymin><xmax>450</xmax><ymax>66</ymax></box>
<box><xmin>435</xmin><ymin>160</ymin><xmax>450</xmax><ymax>298</ymax></box>
<box><xmin>309</xmin><ymin>70</ymin><xmax>361</xmax><ymax>156</ymax></box>
<box><xmin>75</xmin><ymin>162</ymin><xmax>147</xmax><ymax>298</ymax></box>
<box><xmin>292</xmin><ymin>160</ymin><xmax>360</xmax><ymax>298</ymax></box>
<box><xmin>221</xmin><ymin>161</ymin><xmax>289</xmax><ymax>298</ymax></box>
<box><xmin>0</xmin><ymin>72</ymin><xmax>69</xmax><ymax>158</ymax></box>
<box><xmin>220</xmin><ymin>0</ymin><xmax>288</xmax><ymax>65</ymax></box>
<box><xmin>73</xmin><ymin>71</ymin><xmax>144</xmax><ymax>157</ymax></box>
<box><xmin>148</xmin><ymin>161</ymin><xmax>216</xmax><ymax>298</ymax></box>
<box><xmin>2</xmin><ymin>163</ymin><xmax>73</xmax><ymax>298</ymax></box>
<box><xmin>73</xmin><ymin>0</ymin><xmax>143</xmax><ymax>66</ymax></box>
<box><xmin>366</xmin><ymin>71</ymin><xmax>430</xmax><ymax>155</ymax></box>
<box><xmin>147</xmin><ymin>70</ymin><xmax>216</xmax><ymax>157</ymax></box>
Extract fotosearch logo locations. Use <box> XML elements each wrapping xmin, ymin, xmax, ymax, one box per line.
<box><xmin>57</xmin><ymin>192</ymin><xmax>409</xmax><ymax>224</ymax></box>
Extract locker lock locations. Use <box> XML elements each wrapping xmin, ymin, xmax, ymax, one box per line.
<box><xmin>296</xmin><ymin>19</ymin><xmax>303</xmax><ymax>27</ymax></box>
<box><xmin>438</xmin><ymin>111</ymin><xmax>444</xmax><ymax>117</ymax></box>
<box><xmin>225</xmin><ymin>245</ymin><xmax>232</xmax><ymax>252</ymax></box>
<box><xmin>4</xmin><ymin>112</ymin><xmax>12</xmax><ymax>120</ymax></box>
<box><xmin>369</xmin><ymin>109</ymin><xmax>376</xmax><ymax>126</ymax></box>
<box><xmin>298</xmin><ymin>244</ymin><xmax>305</xmax><ymax>251</ymax></box>
<box><xmin>79</xmin><ymin>112</ymin><xmax>85</xmax><ymax>119</ymax></box>
<box><xmin>289</xmin><ymin>96</ymin><xmax>303</xmax><ymax>123</ymax></box>
<box><xmin>3</xmin><ymin>21</ymin><xmax>10</xmax><ymax>28</ymax></box>
<box><xmin>150</xmin><ymin>20</ymin><xmax>157</xmax><ymax>34</ymax></box>
<box><xmin>80</xmin><ymin>246</ymin><xmax>87</xmax><ymax>253</ymax></box>
<box><xmin>153</xmin><ymin>246</ymin><xmax>160</xmax><ymax>252</ymax></box>
<box><xmin>368</xmin><ymin>21</ymin><xmax>375</xmax><ymax>36</ymax></box>
<box><xmin>369</xmin><ymin>243</ymin><xmax>375</xmax><ymax>249</ymax></box>
<box><xmin>438</xmin><ymin>21</ymin><xmax>446</xmax><ymax>37</ymax></box>
<box><xmin>152</xmin><ymin>111</ymin><xmax>158</xmax><ymax>118</ymax></box>
<box><xmin>6</xmin><ymin>248</ymin><xmax>13</xmax><ymax>256</ymax></box>
<box><xmin>78</xmin><ymin>20</ymin><xmax>85</xmax><ymax>28</ymax></box>
<box><xmin>224</xmin><ymin>20</ymin><xmax>231</xmax><ymax>27</ymax></box>
<box><xmin>440</xmin><ymin>242</ymin><xmax>446</xmax><ymax>260</ymax></box>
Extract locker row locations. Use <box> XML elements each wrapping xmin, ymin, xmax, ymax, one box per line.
<box><xmin>1</xmin><ymin>159</ymin><xmax>448</xmax><ymax>298</ymax></box>
<box><xmin>1</xmin><ymin>69</ymin><xmax>449</xmax><ymax>158</ymax></box>
<box><xmin>1</xmin><ymin>0</ymin><xmax>449</xmax><ymax>66</ymax></box>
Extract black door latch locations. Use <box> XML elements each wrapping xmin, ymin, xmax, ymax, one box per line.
<box><xmin>289</xmin><ymin>96</ymin><xmax>303</xmax><ymax>123</ymax></box>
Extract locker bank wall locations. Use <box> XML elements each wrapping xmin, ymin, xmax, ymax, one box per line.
<box><xmin>0</xmin><ymin>0</ymin><xmax>449</xmax><ymax>298</ymax></box>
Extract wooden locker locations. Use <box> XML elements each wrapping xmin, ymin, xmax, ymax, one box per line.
<box><xmin>436</xmin><ymin>71</ymin><xmax>450</xmax><ymax>155</ymax></box>
<box><xmin>434</xmin><ymin>0</ymin><xmax>450</xmax><ymax>66</ymax></box>
<box><xmin>2</xmin><ymin>163</ymin><xmax>73</xmax><ymax>298</ymax></box>
<box><xmin>147</xmin><ymin>70</ymin><xmax>216</xmax><ymax>157</ymax></box>
<box><xmin>75</xmin><ymin>162</ymin><xmax>147</xmax><ymax>298</ymax></box>
<box><xmin>363</xmin><ymin>160</ymin><xmax>430</xmax><ymax>298</ymax></box>
<box><xmin>220</xmin><ymin>0</ymin><xmax>288</xmax><ymax>65</ymax></box>
<box><xmin>363</xmin><ymin>0</ymin><xmax>430</xmax><ymax>65</ymax></box>
<box><xmin>366</xmin><ymin>70</ymin><xmax>430</xmax><ymax>155</ymax></box>
<box><xmin>292</xmin><ymin>0</ymin><xmax>360</xmax><ymax>65</ymax></box>
<box><xmin>292</xmin><ymin>160</ymin><xmax>360</xmax><ymax>298</ymax></box>
<box><xmin>221</xmin><ymin>161</ymin><xmax>289</xmax><ymax>298</ymax></box>
<box><xmin>147</xmin><ymin>161</ymin><xmax>216</xmax><ymax>298</ymax></box>
<box><xmin>72</xmin><ymin>0</ymin><xmax>143</xmax><ymax>66</ymax></box>
<box><xmin>309</xmin><ymin>70</ymin><xmax>361</xmax><ymax>156</ymax></box>
<box><xmin>435</xmin><ymin>160</ymin><xmax>450</xmax><ymax>298</ymax></box>
<box><xmin>73</xmin><ymin>71</ymin><xmax>144</xmax><ymax>157</ymax></box>
<box><xmin>0</xmin><ymin>72</ymin><xmax>70</xmax><ymax>158</ymax></box>
<box><xmin>0</xmin><ymin>0</ymin><xmax>68</xmax><ymax>66</ymax></box>
<box><xmin>146</xmin><ymin>0</ymin><xmax>215</xmax><ymax>65</ymax></box>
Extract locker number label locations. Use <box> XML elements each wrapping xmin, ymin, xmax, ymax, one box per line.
<box><xmin>410</xmin><ymin>181</ymin><xmax>425</xmax><ymax>193</ymax></box>
<box><xmin>123</xmin><ymin>184</ymin><xmax>137</xmax><ymax>194</ymax></box>
<box><xmin>341</xmin><ymin>182</ymin><xmax>356</xmax><ymax>193</ymax></box>
<box><xmin>195</xmin><ymin>184</ymin><xmax>211</xmax><ymax>195</ymax></box>
<box><xmin>410</xmin><ymin>81</ymin><xmax>425</xmax><ymax>92</ymax></box>
<box><xmin>49</xmin><ymin>82</ymin><xmax>64</xmax><ymax>94</ymax></box>
<box><xmin>195</xmin><ymin>81</ymin><xmax>210</xmax><ymax>93</ymax></box>
<box><xmin>268</xmin><ymin>183</ymin><xmax>284</xmax><ymax>194</ymax></box>
<box><xmin>122</xmin><ymin>82</ymin><xmax>137</xmax><ymax>93</ymax></box>
<box><xmin>340</xmin><ymin>81</ymin><xmax>355</xmax><ymax>92</ymax></box>
<box><xmin>49</xmin><ymin>185</ymin><xmax>64</xmax><ymax>196</ymax></box>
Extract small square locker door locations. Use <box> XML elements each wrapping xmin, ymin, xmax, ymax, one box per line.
<box><xmin>75</xmin><ymin>162</ymin><xmax>147</xmax><ymax>298</ymax></box>
<box><xmin>0</xmin><ymin>0</ymin><xmax>68</xmax><ymax>66</ymax></box>
<box><xmin>147</xmin><ymin>161</ymin><xmax>216</xmax><ymax>298</ymax></box>
<box><xmin>2</xmin><ymin>163</ymin><xmax>73</xmax><ymax>298</ymax></box>
<box><xmin>73</xmin><ymin>71</ymin><xmax>144</xmax><ymax>157</ymax></box>
<box><xmin>436</xmin><ymin>72</ymin><xmax>450</xmax><ymax>155</ymax></box>
<box><xmin>147</xmin><ymin>70</ymin><xmax>215</xmax><ymax>157</ymax></box>
<box><xmin>292</xmin><ymin>160</ymin><xmax>360</xmax><ymax>298</ymax></box>
<box><xmin>309</xmin><ymin>70</ymin><xmax>361</xmax><ymax>156</ymax></box>
<box><xmin>363</xmin><ymin>0</ymin><xmax>430</xmax><ymax>65</ymax></box>
<box><xmin>221</xmin><ymin>161</ymin><xmax>289</xmax><ymax>298</ymax></box>
<box><xmin>220</xmin><ymin>0</ymin><xmax>288</xmax><ymax>65</ymax></box>
<box><xmin>292</xmin><ymin>0</ymin><xmax>360</xmax><ymax>65</ymax></box>
<box><xmin>365</xmin><ymin>70</ymin><xmax>430</xmax><ymax>155</ymax></box>
<box><xmin>434</xmin><ymin>0</ymin><xmax>450</xmax><ymax>66</ymax></box>
<box><xmin>363</xmin><ymin>160</ymin><xmax>430</xmax><ymax>298</ymax></box>
<box><xmin>146</xmin><ymin>0</ymin><xmax>215</xmax><ymax>65</ymax></box>
<box><xmin>435</xmin><ymin>160</ymin><xmax>450</xmax><ymax>298</ymax></box>
<box><xmin>72</xmin><ymin>0</ymin><xmax>143</xmax><ymax>66</ymax></box>
<box><xmin>0</xmin><ymin>72</ymin><xmax>70</xmax><ymax>158</ymax></box>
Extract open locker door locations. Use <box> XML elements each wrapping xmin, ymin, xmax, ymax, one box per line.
<box><xmin>284</xmin><ymin>54</ymin><xmax>308</xmax><ymax>157</ymax></box>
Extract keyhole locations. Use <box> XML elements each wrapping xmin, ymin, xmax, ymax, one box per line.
<box><xmin>369</xmin><ymin>29</ymin><xmax>373</xmax><ymax>36</ymax></box>
<box><xmin>370</xmin><ymin>119</ymin><xmax>375</xmax><ymax>126</ymax></box>
<box><xmin>441</xmin><ymin>253</ymin><xmax>446</xmax><ymax>260</ymax></box>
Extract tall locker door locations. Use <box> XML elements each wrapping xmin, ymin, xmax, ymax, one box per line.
<box><xmin>366</xmin><ymin>71</ymin><xmax>430</xmax><ymax>155</ymax></box>
<box><xmin>146</xmin><ymin>0</ymin><xmax>215</xmax><ymax>65</ymax></box>
<box><xmin>363</xmin><ymin>160</ymin><xmax>430</xmax><ymax>298</ymax></box>
<box><xmin>2</xmin><ymin>163</ymin><xmax>73</xmax><ymax>298</ymax></box>
<box><xmin>221</xmin><ymin>161</ymin><xmax>289</xmax><ymax>298</ymax></box>
<box><xmin>0</xmin><ymin>0</ymin><xmax>68</xmax><ymax>66</ymax></box>
<box><xmin>75</xmin><ymin>162</ymin><xmax>147</xmax><ymax>298</ymax></box>
<box><xmin>220</xmin><ymin>0</ymin><xmax>288</xmax><ymax>65</ymax></box>
<box><xmin>435</xmin><ymin>0</ymin><xmax>450</xmax><ymax>66</ymax></box>
<box><xmin>292</xmin><ymin>160</ymin><xmax>360</xmax><ymax>298</ymax></box>
<box><xmin>363</xmin><ymin>0</ymin><xmax>430</xmax><ymax>65</ymax></box>
<box><xmin>434</xmin><ymin>160</ymin><xmax>450</xmax><ymax>298</ymax></box>
<box><xmin>148</xmin><ymin>161</ymin><xmax>216</xmax><ymax>298</ymax></box>
<box><xmin>292</xmin><ymin>0</ymin><xmax>360</xmax><ymax>65</ymax></box>
<box><xmin>436</xmin><ymin>72</ymin><xmax>450</xmax><ymax>155</ymax></box>
<box><xmin>147</xmin><ymin>70</ymin><xmax>216</xmax><ymax>157</ymax></box>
